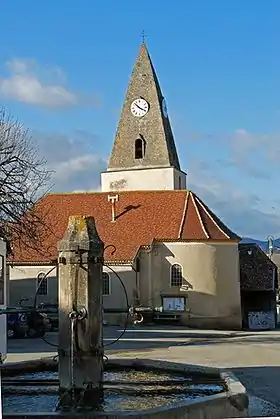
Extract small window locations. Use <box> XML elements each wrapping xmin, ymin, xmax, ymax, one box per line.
<box><xmin>178</xmin><ymin>177</ymin><xmax>181</xmax><ymax>189</ymax></box>
<box><xmin>170</xmin><ymin>264</ymin><xmax>183</xmax><ymax>287</ymax></box>
<box><xmin>37</xmin><ymin>272</ymin><xmax>48</xmax><ymax>296</ymax></box>
<box><xmin>135</xmin><ymin>138</ymin><xmax>146</xmax><ymax>159</ymax></box>
<box><xmin>102</xmin><ymin>272</ymin><xmax>111</xmax><ymax>296</ymax></box>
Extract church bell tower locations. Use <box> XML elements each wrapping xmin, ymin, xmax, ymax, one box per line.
<box><xmin>101</xmin><ymin>43</ymin><xmax>187</xmax><ymax>192</ymax></box>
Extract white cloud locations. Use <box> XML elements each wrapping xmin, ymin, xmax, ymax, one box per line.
<box><xmin>54</xmin><ymin>155</ymin><xmax>104</xmax><ymax>181</ymax></box>
<box><xmin>33</xmin><ymin>130</ymin><xmax>107</xmax><ymax>191</ymax></box>
<box><xmin>180</xmin><ymin>125</ymin><xmax>280</xmax><ymax>238</ymax></box>
<box><xmin>187</xmin><ymin>159</ymin><xmax>280</xmax><ymax>239</ymax></box>
<box><xmin>0</xmin><ymin>58</ymin><xmax>100</xmax><ymax>109</ymax></box>
<box><xmin>226</xmin><ymin>128</ymin><xmax>280</xmax><ymax>165</ymax></box>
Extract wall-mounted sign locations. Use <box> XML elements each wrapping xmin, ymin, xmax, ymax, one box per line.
<box><xmin>163</xmin><ymin>297</ymin><xmax>185</xmax><ymax>312</ymax></box>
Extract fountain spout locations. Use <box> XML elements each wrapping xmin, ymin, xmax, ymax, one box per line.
<box><xmin>57</xmin><ymin>215</ymin><xmax>104</xmax><ymax>409</ymax></box>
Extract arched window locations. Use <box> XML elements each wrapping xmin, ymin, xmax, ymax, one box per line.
<box><xmin>102</xmin><ymin>272</ymin><xmax>111</xmax><ymax>296</ymax></box>
<box><xmin>170</xmin><ymin>264</ymin><xmax>183</xmax><ymax>287</ymax></box>
<box><xmin>37</xmin><ymin>272</ymin><xmax>48</xmax><ymax>296</ymax></box>
<box><xmin>135</xmin><ymin>138</ymin><xmax>146</xmax><ymax>159</ymax></box>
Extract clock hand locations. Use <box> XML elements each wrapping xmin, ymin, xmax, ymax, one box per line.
<box><xmin>135</xmin><ymin>104</ymin><xmax>145</xmax><ymax>111</ymax></box>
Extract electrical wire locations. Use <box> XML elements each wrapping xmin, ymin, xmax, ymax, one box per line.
<box><xmin>26</xmin><ymin>245</ymin><xmax>131</xmax><ymax>350</ymax></box>
<box><xmin>41</xmin><ymin>334</ymin><xmax>58</xmax><ymax>348</ymax></box>
<box><xmin>103</xmin><ymin>264</ymin><xmax>130</xmax><ymax>347</ymax></box>
<box><xmin>52</xmin><ymin>354</ymin><xmax>58</xmax><ymax>363</ymax></box>
<box><xmin>28</xmin><ymin>262</ymin><xmax>130</xmax><ymax>350</ymax></box>
<box><xmin>33</xmin><ymin>266</ymin><xmax>57</xmax><ymax>309</ymax></box>
<box><xmin>32</xmin><ymin>266</ymin><xmax>59</xmax><ymax>348</ymax></box>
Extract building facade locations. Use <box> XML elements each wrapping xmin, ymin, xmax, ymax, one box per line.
<box><xmin>8</xmin><ymin>43</ymin><xmax>244</xmax><ymax>329</ymax></box>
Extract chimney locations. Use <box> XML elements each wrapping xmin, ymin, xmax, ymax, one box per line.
<box><xmin>108</xmin><ymin>194</ymin><xmax>119</xmax><ymax>222</ymax></box>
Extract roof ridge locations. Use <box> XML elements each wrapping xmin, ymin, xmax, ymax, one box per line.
<box><xmin>194</xmin><ymin>194</ymin><xmax>230</xmax><ymax>239</ymax></box>
<box><xmin>46</xmin><ymin>190</ymin><xmax>189</xmax><ymax>197</ymax></box>
<box><xmin>46</xmin><ymin>191</ymin><xmax>103</xmax><ymax>196</ymax></box>
<box><xmin>190</xmin><ymin>192</ymin><xmax>209</xmax><ymax>239</ymax></box>
<box><xmin>178</xmin><ymin>191</ymin><xmax>190</xmax><ymax>239</ymax></box>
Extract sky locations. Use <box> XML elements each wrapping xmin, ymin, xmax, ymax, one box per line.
<box><xmin>0</xmin><ymin>1</ymin><xmax>280</xmax><ymax>240</ymax></box>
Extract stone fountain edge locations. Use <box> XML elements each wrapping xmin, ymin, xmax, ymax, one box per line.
<box><xmin>1</xmin><ymin>356</ymin><xmax>249</xmax><ymax>418</ymax></box>
<box><xmin>1</xmin><ymin>357</ymin><xmax>57</xmax><ymax>376</ymax></box>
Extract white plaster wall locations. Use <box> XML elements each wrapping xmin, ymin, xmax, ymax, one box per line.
<box><xmin>8</xmin><ymin>264</ymin><xmax>136</xmax><ymax>312</ymax></box>
<box><xmin>103</xmin><ymin>264</ymin><xmax>137</xmax><ymax>325</ymax></box>
<box><xmin>103</xmin><ymin>265</ymin><xmax>136</xmax><ymax>309</ymax></box>
<box><xmin>139</xmin><ymin>241</ymin><xmax>242</xmax><ymax>328</ymax></box>
<box><xmin>173</xmin><ymin>168</ymin><xmax>187</xmax><ymax>190</ymax></box>
<box><xmin>8</xmin><ymin>265</ymin><xmax>58</xmax><ymax>306</ymax></box>
<box><xmin>101</xmin><ymin>167</ymin><xmax>187</xmax><ymax>192</ymax></box>
<box><xmin>161</xmin><ymin>242</ymin><xmax>241</xmax><ymax>318</ymax></box>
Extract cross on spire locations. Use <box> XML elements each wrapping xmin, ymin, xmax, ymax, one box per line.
<box><xmin>141</xmin><ymin>30</ymin><xmax>146</xmax><ymax>44</ymax></box>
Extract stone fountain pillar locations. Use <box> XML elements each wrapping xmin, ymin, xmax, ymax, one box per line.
<box><xmin>57</xmin><ymin>215</ymin><xmax>104</xmax><ymax>407</ymax></box>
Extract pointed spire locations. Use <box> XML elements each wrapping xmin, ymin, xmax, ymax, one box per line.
<box><xmin>108</xmin><ymin>43</ymin><xmax>181</xmax><ymax>171</ymax></box>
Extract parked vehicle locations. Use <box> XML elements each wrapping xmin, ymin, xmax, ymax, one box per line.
<box><xmin>7</xmin><ymin>310</ymin><xmax>29</xmax><ymax>339</ymax></box>
<box><xmin>26</xmin><ymin>310</ymin><xmax>51</xmax><ymax>338</ymax></box>
<box><xmin>39</xmin><ymin>303</ymin><xmax>58</xmax><ymax>331</ymax></box>
<box><xmin>7</xmin><ymin>299</ymin><xmax>51</xmax><ymax>339</ymax></box>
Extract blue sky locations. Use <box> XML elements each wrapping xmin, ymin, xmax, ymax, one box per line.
<box><xmin>0</xmin><ymin>0</ymin><xmax>280</xmax><ymax>239</ymax></box>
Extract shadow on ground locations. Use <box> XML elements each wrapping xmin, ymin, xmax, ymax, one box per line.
<box><xmin>230</xmin><ymin>366</ymin><xmax>280</xmax><ymax>416</ymax></box>
<box><xmin>7</xmin><ymin>326</ymin><xmax>280</xmax><ymax>354</ymax></box>
<box><xmin>178</xmin><ymin>334</ymin><xmax>280</xmax><ymax>347</ymax></box>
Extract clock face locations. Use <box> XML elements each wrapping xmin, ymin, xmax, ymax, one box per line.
<box><xmin>131</xmin><ymin>98</ymin><xmax>149</xmax><ymax>117</ymax></box>
<box><xmin>162</xmin><ymin>98</ymin><xmax>168</xmax><ymax>118</ymax></box>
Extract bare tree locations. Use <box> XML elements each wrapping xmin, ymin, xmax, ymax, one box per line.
<box><xmin>0</xmin><ymin>106</ymin><xmax>52</xmax><ymax>254</ymax></box>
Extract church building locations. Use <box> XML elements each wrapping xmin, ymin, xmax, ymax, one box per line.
<box><xmin>8</xmin><ymin>43</ymin><xmax>243</xmax><ymax>329</ymax></box>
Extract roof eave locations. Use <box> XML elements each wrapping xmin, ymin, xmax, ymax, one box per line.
<box><xmin>8</xmin><ymin>258</ymin><xmax>135</xmax><ymax>266</ymax></box>
<box><xmin>154</xmin><ymin>238</ymin><xmax>240</xmax><ymax>243</ymax></box>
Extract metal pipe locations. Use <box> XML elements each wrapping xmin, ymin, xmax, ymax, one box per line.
<box><xmin>0</xmin><ymin>306</ymin><xmax>155</xmax><ymax>316</ymax></box>
<box><xmin>130</xmin><ymin>262</ymin><xmax>140</xmax><ymax>305</ymax></box>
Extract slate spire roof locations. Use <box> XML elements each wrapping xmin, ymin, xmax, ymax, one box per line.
<box><xmin>108</xmin><ymin>43</ymin><xmax>181</xmax><ymax>171</ymax></box>
<box><xmin>10</xmin><ymin>190</ymin><xmax>240</xmax><ymax>264</ymax></box>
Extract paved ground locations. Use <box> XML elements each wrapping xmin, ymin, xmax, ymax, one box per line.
<box><xmin>6</xmin><ymin>326</ymin><xmax>280</xmax><ymax>417</ymax></box>
<box><xmin>7</xmin><ymin>325</ymin><xmax>239</xmax><ymax>359</ymax></box>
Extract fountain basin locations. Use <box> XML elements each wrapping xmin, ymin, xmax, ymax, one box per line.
<box><xmin>1</xmin><ymin>357</ymin><xmax>248</xmax><ymax>418</ymax></box>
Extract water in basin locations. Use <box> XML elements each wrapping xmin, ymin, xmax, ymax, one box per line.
<box><xmin>3</xmin><ymin>368</ymin><xmax>225</xmax><ymax>413</ymax></box>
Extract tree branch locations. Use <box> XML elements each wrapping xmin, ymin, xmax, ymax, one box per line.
<box><xmin>0</xmin><ymin>106</ymin><xmax>53</xmax><ymax>256</ymax></box>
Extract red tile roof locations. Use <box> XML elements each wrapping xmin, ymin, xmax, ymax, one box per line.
<box><xmin>10</xmin><ymin>190</ymin><xmax>240</xmax><ymax>264</ymax></box>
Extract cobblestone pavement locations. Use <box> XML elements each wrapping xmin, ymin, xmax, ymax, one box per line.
<box><xmin>6</xmin><ymin>326</ymin><xmax>280</xmax><ymax>417</ymax></box>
